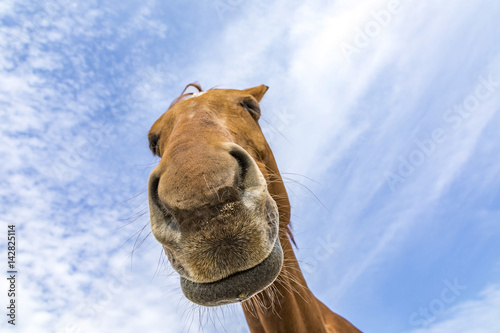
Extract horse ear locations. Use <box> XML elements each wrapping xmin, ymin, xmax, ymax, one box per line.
<box><xmin>243</xmin><ymin>85</ymin><xmax>269</xmax><ymax>102</ymax></box>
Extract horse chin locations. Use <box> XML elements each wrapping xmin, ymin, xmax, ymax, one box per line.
<box><xmin>180</xmin><ymin>239</ymin><xmax>283</xmax><ymax>306</ymax></box>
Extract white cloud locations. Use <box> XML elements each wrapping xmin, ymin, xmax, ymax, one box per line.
<box><xmin>0</xmin><ymin>1</ymin><xmax>194</xmax><ymax>332</ymax></box>
<box><xmin>405</xmin><ymin>284</ymin><xmax>500</xmax><ymax>333</ymax></box>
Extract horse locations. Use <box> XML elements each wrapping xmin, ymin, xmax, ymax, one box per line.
<box><xmin>147</xmin><ymin>83</ymin><xmax>361</xmax><ymax>332</ymax></box>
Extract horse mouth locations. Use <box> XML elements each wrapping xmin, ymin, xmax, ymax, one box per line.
<box><xmin>180</xmin><ymin>239</ymin><xmax>283</xmax><ymax>306</ymax></box>
<box><xmin>148</xmin><ymin>141</ymin><xmax>283</xmax><ymax>305</ymax></box>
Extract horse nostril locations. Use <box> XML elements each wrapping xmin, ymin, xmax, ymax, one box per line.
<box><xmin>149</xmin><ymin>175</ymin><xmax>161</xmax><ymax>207</ymax></box>
<box><xmin>225</xmin><ymin>143</ymin><xmax>267</xmax><ymax>191</ymax></box>
<box><xmin>149</xmin><ymin>174</ymin><xmax>174</xmax><ymax>219</ymax></box>
<box><xmin>229</xmin><ymin>149</ymin><xmax>250</xmax><ymax>186</ymax></box>
<box><xmin>149</xmin><ymin>173</ymin><xmax>179</xmax><ymax>231</ymax></box>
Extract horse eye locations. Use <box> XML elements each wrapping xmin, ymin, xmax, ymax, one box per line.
<box><xmin>148</xmin><ymin>133</ymin><xmax>161</xmax><ymax>156</ymax></box>
<box><xmin>240</xmin><ymin>98</ymin><xmax>261</xmax><ymax>120</ymax></box>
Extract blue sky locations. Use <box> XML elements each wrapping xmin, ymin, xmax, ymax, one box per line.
<box><xmin>1</xmin><ymin>0</ymin><xmax>499</xmax><ymax>332</ymax></box>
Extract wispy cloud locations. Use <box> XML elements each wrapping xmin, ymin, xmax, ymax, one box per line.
<box><xmin>405</xmin><ymin>283</ymin><xmax>500</xmax><ymax>333</ymax></box>
<box><xmin>0</xmin><ymin>1</ymin><xmax>193</xmax><ymax>332</ymax></box>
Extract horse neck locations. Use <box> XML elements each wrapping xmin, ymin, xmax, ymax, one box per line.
<box><xmin>242</xmin><ymin>150</ymin><xmax>360</xmax><ymax>332</ymax></box>
<box><xmin>242</xmin><ymin>150</ymin><xmax>327</xmax><ymax>332</ymax></box>
<box><xmin>242</xmin><ymin>235</ymin><xmax>361</xmax><ymax>333</ymax></box>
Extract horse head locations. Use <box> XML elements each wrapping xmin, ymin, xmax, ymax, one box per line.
<box><xmin>148</xmin><ymin>84</ymin><xmax>290</xmax><ymax>306</ymax></box>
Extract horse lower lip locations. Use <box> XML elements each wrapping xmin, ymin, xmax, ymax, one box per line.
<box><xmin>180</xmin><ymin>240</ymin><xmax>283</xmax><ymax>307</ymax></box>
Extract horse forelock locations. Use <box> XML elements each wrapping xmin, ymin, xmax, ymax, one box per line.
<box><xmin>168</xmin><ymin>82</ymin><xmax>204</xmax><ymax>109</ymax></box>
